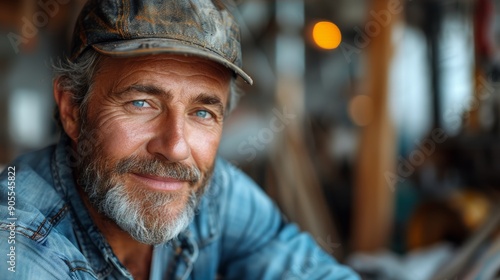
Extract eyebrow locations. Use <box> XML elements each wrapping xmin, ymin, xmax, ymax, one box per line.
<box><xmin>114</xmin><ymin>84</ymin><xmax>171</xmax><ymax>98</ymax></box>
<box><xmin>190</xmin><ymin>93</ymin><xmax>225</xmax><ymax>116</ymax></box>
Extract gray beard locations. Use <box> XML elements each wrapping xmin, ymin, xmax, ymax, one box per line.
<box><xmin>76</xmin><ymin>132</ymin><xmax>209</xmax><ymax>245</ymax></box>
<box><xmin>96</xmin><ymin>182</ymin><xmax>197</xmax><ymax>245</ymax></box>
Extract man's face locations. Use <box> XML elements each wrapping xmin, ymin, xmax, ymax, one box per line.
<box><xmin>74</xmin><ymin>54</ymin><xmax>231</xmax><ymax>244</ymax></box>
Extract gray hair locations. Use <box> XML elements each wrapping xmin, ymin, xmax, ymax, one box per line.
<box><xmin>52</xmin><ymin>50</ymin><xmax>102</xmax><ymax>127</ymax></box>
<box><xmin>52</xmin><ymin>49</ymin><xmax>242</xmax><ymax>127</ymax></box>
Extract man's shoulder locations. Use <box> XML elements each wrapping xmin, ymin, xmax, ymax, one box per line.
<box><xmin>211</xmin><ymin>157</ymin><xmax>272</xmax><ymax>207</ymax></box>
<box><xmin>0</xmin><ymin>145</ymin><xmax>68</xmax><ymax>243</ymax></box>
<box><xmin>1</xmin><ymin>145</ymin><xmax>56</xmax><ymax>189</ymax></box>
<box><xmin>0</xmin><ymin>146</ymin><xmax>97</xmax><ymax>279</ymax></box>
<box><xmin>189</xmin><ymin>158</ymin><xmax>265</xmax><ymax>244</ymax></box>
<box><xmin>195</xmin><ymin>157</ymin><xmax>277</xmax><ymax>231</ymax></box>
<box><xmin>212</xmin><ymin>157</ymin><xmax>261</xmax><ymax>193</ymax></box>
<box><xmin>0</xmin><ymin>226</ymin><xmax>98</xmax><ymax>280</ymax></box>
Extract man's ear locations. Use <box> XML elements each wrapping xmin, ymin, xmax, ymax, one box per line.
<box><xmin>53</xmin><ymin>78</ymin><xmax>80</xmax><ymax>141</ymax></box>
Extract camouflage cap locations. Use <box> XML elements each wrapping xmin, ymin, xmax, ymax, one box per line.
<box><xmin>71</xmin><ymin>0</ymin><xmax>253</xmax><ymax>84</ymax></box>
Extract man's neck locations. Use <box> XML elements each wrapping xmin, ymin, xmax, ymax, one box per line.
<box><xmin>77</xmin><ymin>186</ymin><xmax>153</xmax><ymax>280</ymax></box>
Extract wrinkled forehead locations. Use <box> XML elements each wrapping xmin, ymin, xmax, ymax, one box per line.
<box><xmin>91</xmin><ymin>54</ymin><xmax>233</xmax><ymax>86</ymax></box>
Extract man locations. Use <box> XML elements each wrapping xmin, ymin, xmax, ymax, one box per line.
<box><xmin>0</xmin><ymin>0</ymin><xmax>359</xmax><ymax>279</ymax></box>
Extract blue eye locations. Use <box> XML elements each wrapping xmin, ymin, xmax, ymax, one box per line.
<box><xmin>195</xmin><ymin>110</ymin><xmax>211</xmax><ymax>119</ymax></box>
<box><xmin>131</xmin><ymin>100</ymin><xmax>148</xmax><ymax>108</ymax></box>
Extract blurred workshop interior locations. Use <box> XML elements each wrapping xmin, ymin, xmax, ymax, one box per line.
<box><xmin>1</xmin><ymin>0</ymin><xmax>500</xmax><ymax>279</ymax></box>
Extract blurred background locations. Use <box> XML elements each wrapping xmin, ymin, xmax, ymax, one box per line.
<box><xmin>1</xmin><ymin>0</ymin><xmax>500</xmax><ymax>279</ymax></box>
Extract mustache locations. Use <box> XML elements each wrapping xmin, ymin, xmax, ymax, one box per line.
<box><xmin>115</xmin><ymin>156</ymin><xmax>201</xmax><ymax>185</ymax></box>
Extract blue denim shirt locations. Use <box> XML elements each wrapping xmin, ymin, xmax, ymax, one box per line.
<box><xmin>0</xmin><ymin>137</ymin><xmax>359</xmax><ymax>279</ymax></box>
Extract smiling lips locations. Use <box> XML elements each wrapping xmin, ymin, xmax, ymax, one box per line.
<box><xmin>131</xmin><ymin>173</ymin><xmax>187</xmax><ymax>191</ymax></box>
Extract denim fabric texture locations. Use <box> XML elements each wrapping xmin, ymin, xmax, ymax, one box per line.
<box><xmin>0</xmin><ymin>136</ymin><xmax>359</xmax><ymax>279</ymax></box>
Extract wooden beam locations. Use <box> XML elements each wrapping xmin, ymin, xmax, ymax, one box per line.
<box><xmin>351</xmin><ymin>0</ymin><xmax>400</xmax><ymax>252</ymax></box>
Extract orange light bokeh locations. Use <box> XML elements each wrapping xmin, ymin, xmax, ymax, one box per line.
<box><xmin>312</xmin><ymin>21</ymin><xmax>342</xmax><ymax>50</ymax></box>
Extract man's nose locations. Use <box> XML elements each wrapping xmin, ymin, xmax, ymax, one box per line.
<box><xmin>146</xmin><ymin>112</ymin><xmax>190</xmax><ymax>162</ymax></box>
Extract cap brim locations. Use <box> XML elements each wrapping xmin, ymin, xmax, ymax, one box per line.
<box><xmin>92</xmin><ymin>38</ymin><xmax>253</xmax><ymax>85</ymax></box>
